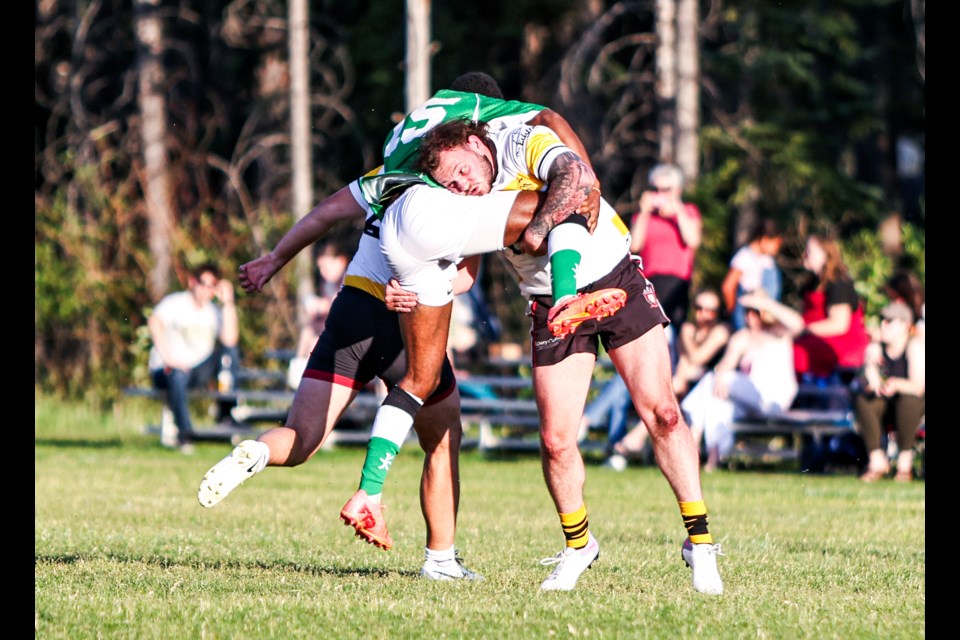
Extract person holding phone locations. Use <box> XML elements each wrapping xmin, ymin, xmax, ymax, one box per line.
<box><xmin>629</xmin><ymin>164</ymin><xmax>703</xmax><ymax>368</ymax></box>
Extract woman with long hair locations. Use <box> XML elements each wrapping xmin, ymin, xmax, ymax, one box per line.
<box><xmin>792</xmin><ymin>234</ymin><xmax>871</xmax><ymax>380</ymax></box>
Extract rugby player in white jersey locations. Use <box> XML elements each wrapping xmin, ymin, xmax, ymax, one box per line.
<box><xmin>197</xmin><ymin>73</ymin><xmax>601</xmax><ymax>581</ymax></box>
<box><xmin>351</xmin><ymin>118</ymin><xmax>724</xmax><ymax>594</ymax></box>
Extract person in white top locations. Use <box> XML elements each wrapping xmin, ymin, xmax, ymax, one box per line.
<box><xmin>721</xmin><ymin>218</ymin><xmax>784</xmax><ymax>331</ymax></box>
<box><xmin>148</xmin><ymin>263</ymin><xmax>239</xmax><ymax>451</ymax></box>
<box><xmin>681</xmin><ymin>291</ymin><xmax>804</xmax><ymax>471</ymax></box>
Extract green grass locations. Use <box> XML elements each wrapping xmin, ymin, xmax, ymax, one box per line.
<box><xmin>35</xmin><ymin>394</ymin><xmax>924</xmax><ymax>639</ymax></box>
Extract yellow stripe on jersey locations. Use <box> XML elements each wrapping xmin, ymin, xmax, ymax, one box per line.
<box><xmin>525</xmin><ymin>128</ymin><xmax>564</xmax><ymax>187</ymax></box>
<box><xmin>610</xmin><ymin>211</ymin><xmax>629</xmax><ymax>235</ymax></box>
<box><xmin>343</xmin><ymin>275</ymin><xmax>386</xmax><ymax>301</ymax></box>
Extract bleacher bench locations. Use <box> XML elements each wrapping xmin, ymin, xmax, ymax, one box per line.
<box><xmin>122</xmin><ymin>379</ymin><xmax>384</xmax><ymax>448</ymax></box>
<box><xmin>725</xmin><ymin>383</ymin><xmax>857</xmax><ymax>470</ymax></box>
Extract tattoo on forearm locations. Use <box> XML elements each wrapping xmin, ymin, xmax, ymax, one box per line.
<box><xmin>526</xmin><ymin>152</ymin><xmax>595</xmax><ymax>243</ymax></box>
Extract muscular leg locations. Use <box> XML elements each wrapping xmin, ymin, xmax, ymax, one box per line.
<box><xmin>532</xmin><ymin>352</ymin><xmax>595</xmax><ymax>514</ymax></box>
<box><xmin>343</xmin><ymin>301</ymin><xmax>455</xmax><ymax>548</ymax></box>
<box><xmin>609</xmin><ymin>324</ymin><xmax>723</xmax><ymax>595</ymax></box>
<box><xmin>397</xmin><ymin>302</ymin><xmax>454</xmax><ymax>400</ymax></box>
<box><xmin>355</xmin><ymin>301</ymin><xmax>453</xmax><ymax>496</ymax></box>
<box><xmin>532</xmin><ymin>352</ymin><xmax>601</xmax><ymax>591</ymax></box>
<box><xmin>412</xmin><ymin>389</ymin><xmax>462</xmax><ymax>551</ymax></box>
<box><xmin>257</xmin><ymin>378</ymin><xmax>359</xmax><ymax>465</ymax></box>
<box><xmin>609</xmin><ymin>324</ymin><xmax>703</xmax><ymax>502</ymax></box>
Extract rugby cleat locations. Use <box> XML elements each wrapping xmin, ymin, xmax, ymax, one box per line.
<box><xmin>681</xmin><ymin>538</ymin><xmax>724</xmax><ymax>596</ymax></box>
<box><xmin>340</xmin><ymin>489</ymin><xmax>394</xmax><ymax>550</ymax></box>
<box><xmin>539</xmin><ymin>533</ymin><xmax>600</xmax><ymax>591</ymax></box>
<box><xmin>197</xmin><ymin>440</ymin><xmax>269</xmax><ymax>508</ymax></box>
<box><xmin>547</xmin><ymin>288</ymin><xmax>627</xmax><ymax>338</ymax></box>
<box><xmin>420</xmin><ymin>551</ymin><xmax>485</xmax><ymax>581</ymax></box>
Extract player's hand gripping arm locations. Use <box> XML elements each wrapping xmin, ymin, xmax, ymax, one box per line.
<box><xmin>385</xmin><ymin>256</ymin><xmax>481</xmax><ymax>313</ymax></box>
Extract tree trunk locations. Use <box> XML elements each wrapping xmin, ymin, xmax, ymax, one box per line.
<box><xmin>134</xmin><ymin>0</ymin><xmax>174</xmax><ymax>302</ymax></box>
<box><xmin>289</xmin><ymin>0</ymin><xmax>314</xmax><ymax>326</ymax></box>
<box><xmin>655</xmin><ymin>0</ymin><xmax>677</xmax><ymax>166</ymax></box>
<box><xmin>405</xmin><ymin>0</ymin><xmax>431</xmax><ymax>112</ymax></box>
<box><xmin>675</xmin><ymin>0</ymin><xmax>700</xmax><ymax>182</ymax></box>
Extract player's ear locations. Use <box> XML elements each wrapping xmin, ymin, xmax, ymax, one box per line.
<box><xmin>467</xmin><ymin>135</ymin><xmax>485</xmax><ymax>152</ymax></box>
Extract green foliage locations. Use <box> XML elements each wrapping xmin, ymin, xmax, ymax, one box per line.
<box><xmin>35</xmin><ymin>175</ymin><xmax>152</xmax><ymax>405</ymax></box>
<box><xmin>845</xmin><ymin>221</ymin><xmax>925</xmax><ymax>323</ymax></box>
<box><xmin>35</xmin><ymin>0</ymin><xmax>923</xmax><ymax>401</ymax></box>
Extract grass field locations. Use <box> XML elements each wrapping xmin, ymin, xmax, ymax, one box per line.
<box><xmin>35</xmin><ymin>394</ymin><xmax>925</xmax><ymax>639</ymax></box>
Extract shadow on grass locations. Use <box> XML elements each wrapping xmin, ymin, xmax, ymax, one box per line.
<box><xmin>34</xmin><ymin>438</ymin><xmax>125</xmax><ymax>449</ymax></box>
<box><xmin>35</xmin><ymin>552</ymin><xmax>416</xmax><ymax>578</ymax></box>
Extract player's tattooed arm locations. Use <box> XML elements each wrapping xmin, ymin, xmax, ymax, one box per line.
<box><xmin>521</xmin><ymin>151</ymin><xmax>596</xmax><ymax>254</ymax></box>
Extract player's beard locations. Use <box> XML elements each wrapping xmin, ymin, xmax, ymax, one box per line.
<box><xmin>474</xmin><ymin>150</ymin><xmax>495</xmax><ymax>195</ymax></box>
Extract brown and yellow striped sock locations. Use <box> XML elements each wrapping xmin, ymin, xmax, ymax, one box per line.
<box><xmin>680</xmin><ymin>500</ymin><xmax>713</xmax><ymax>545</ymax></box>
<box><xmin>559</xmin><ymin>504</ymin><xmax>590</xmax><ymax>549</ymax></box>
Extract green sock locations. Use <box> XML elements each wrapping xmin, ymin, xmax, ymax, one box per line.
<box><xmin>550</xmin><ymin>248</ymin><xmax>581</xmax><ymax>303</ymax></box>
<box><xmin>359</xmin><ymin>436</ymin><xmax>401</xmax><ymax>495</ymax></box>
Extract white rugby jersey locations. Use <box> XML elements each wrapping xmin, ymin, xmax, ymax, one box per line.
<box><xmin>376</xmin><ymin>124</ymin><xmax>633</xmax><ymax>306</ymax></box>
<box><xmin>486</xmin><ymin>124</ymin><xmax>632</xmax><ymax>298</ymax></box>
<box><xmin>344</xmin><ymin>91</ymin><xmax>545</xmax><ymax>299</ymax></box>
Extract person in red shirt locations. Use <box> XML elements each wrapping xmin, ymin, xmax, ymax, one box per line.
<box><xmin>629</xmin><ymin>164</ymin><xmax>703</xmax><ymax>365</ymax></box>
<box><xmin>792</xmin><ymin>233</ymin><xmax>871</xmax><ymax>380</ymax></box>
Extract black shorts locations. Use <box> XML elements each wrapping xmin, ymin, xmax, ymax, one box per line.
<box><xmin>304</xmin><ymin>286</ymin><xmax>456</xmax><ymax>404</ymax></box>
<box><xmin>529</xmin><ymin>256</ymin><xmax>669</xmax><ymax>367</ymax></box>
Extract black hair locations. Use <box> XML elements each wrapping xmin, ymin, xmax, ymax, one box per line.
<box><xmin>747</xmin><ymin>218</ymin><xmax>783</xmax><ymax>243</ymax></box>
<box><xmin>449</xmin><ymin>71</ymin><xmax>504</xmax><ymax>100</ymax></box>
<box><xmin>192</xmin><ymin>262</ymin><xmax>221</xmax><ymax>281</ymax></box>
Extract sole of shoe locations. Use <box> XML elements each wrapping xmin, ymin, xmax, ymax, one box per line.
<box><xmin>340</xmin><ymin>511</ymin><xmax>393</xmax><ymax>550</ymax></box>
<box><xmin>548</xmin><ymin>290</ymin><xmax>627</xmax><ymax>338</ymax></box>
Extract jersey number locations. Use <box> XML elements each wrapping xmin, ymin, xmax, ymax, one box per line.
<box><xmin>363</xmin><ymin>214</ymin><xmax>380</xmax><ymax>239</ymax></box>
<box><xmin>382</xmin><ymin>97</ymin><xmax>460</xmax><ymax>158</ymax></box>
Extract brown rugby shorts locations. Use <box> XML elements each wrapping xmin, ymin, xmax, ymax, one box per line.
<box><xmin>529</xmin><ymin>255</ymin><xmax>669</xmax><ymax>368</ymax></box>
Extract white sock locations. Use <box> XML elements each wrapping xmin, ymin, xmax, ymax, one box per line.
<box><xmin>425</xmin><ymin>545</ymin><xmax>456</xmax><ymax>563</ymax></box>
<box><xmin>370</xmin><ymin>404</ymin><xmax>417</xmax><ymax>447</ymax></box>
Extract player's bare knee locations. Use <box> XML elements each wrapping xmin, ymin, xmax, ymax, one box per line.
<box><xmin>400</xmin><ymin>375</ymin><xmax>440</xmax><ymax>401</ymax></box>
<box><xmin>540</xmin><ymin>428</ymin><xmax>578</xmax><ymax>457</ymax></box>
<box><xmin>645</xmin><ymin>402</ymin><xmax>683</xmax><ymax>436</ymax></box>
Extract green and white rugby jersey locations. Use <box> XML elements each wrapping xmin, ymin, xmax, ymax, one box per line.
<box><xmin>381</xmin><ymin>90</ymin><xmax>544</xmax><ymax>174</ymax></box>
<box><xmin>343</xmin><ymin>91</ymin><xmax>545</xmax><ymax>298</ymax></box>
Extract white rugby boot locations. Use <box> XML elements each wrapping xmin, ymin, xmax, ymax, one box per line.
<box><xmin>539</xmin><ymin>533</ymin><xmax>600</xmax><ymax>591</ymax></box>
<box><xmin>197</xmin><ymin>440</ymin><xmax>269</xmax><ymax>508</ymax></box>
<box><xmin>420</xmin><ymin>550</ymin><xmax>485</xmax><ymax>581</ymax></box>
<box><xmin>681</xmin><ymin>537</ymin><xmax>725</xmax><ymax>595</ymax></box>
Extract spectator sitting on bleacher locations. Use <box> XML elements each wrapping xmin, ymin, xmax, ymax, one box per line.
<box><xmin>854</xmin><ymin>301</ymin><xmax>925</xmax><ymax>482</ymax></box>
<box><xmin>681</xmin><ymin>292</ymin><xmax>805</xmax><ymax>471</ymax></box>
<box><xmin>673</xmin><ymin>288</ymin><xmax>732</xmax><ymax>399</ymax></box>
<box><xmin>792</xmin><ymin>233</ymin><xmax>871</xmax><ymax>382</ymax></box>
<box><xmin>147</xmin><ymin>263</ymin><xmax>240</xmax><ymax>453</ymax></box>
<box><xmin>880</xmin><ymin>268</ymin><xmax>924</xmax><ymax>342</ymax></box>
